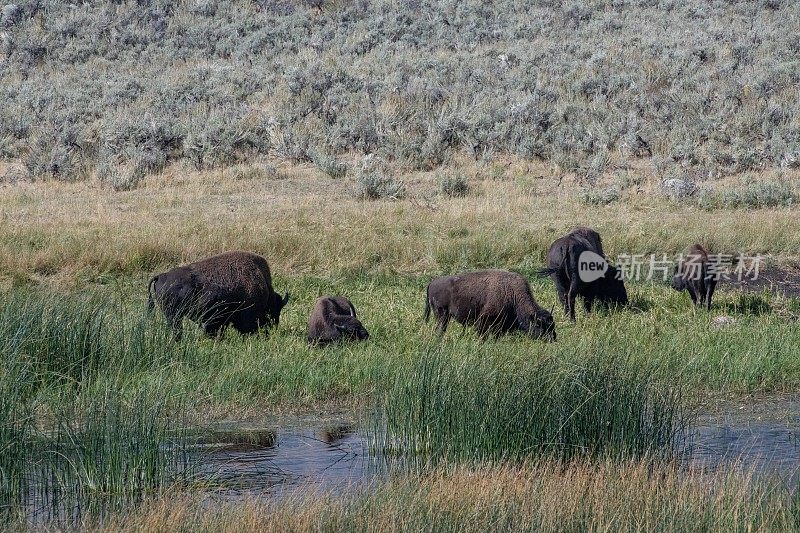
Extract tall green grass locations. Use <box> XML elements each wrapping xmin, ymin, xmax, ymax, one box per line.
<box><xmin>0</xmin><ymin>292</ymin><xmax>194</xmax><ymax>527</ymax></box>
<box><xmin>0</xmin><ymin>360</ymin><xmax>33</xmax><ymax>522</ymax></box>
<box><xmin>0</xmin><ymin>290</ymin><xmax>200</xmax><ymax>394</ymax></box>
<box><xmin>0</xmin><ymin>277</ymin><xmax>797</xmax><ymax>527</ymax></box>
<box><xmin>371</xmin><ymin>350</ymin><xmax>687</xmax><ymax>465</ymax></box>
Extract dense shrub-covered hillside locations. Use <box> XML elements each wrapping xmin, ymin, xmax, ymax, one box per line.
<box><xmin>0</xmin><ymin>0</ymin><xmax>798</xmax><ymax>187</ymax></box>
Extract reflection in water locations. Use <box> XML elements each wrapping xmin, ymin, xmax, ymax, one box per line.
<box><xmin>195</xmin><ymin>396</ymin><xmax>800</xmax><ymax>499</ymax></box>
<box><xmin>195</xmin><ymin>424</ymin><xmax>380</xmax><ymax>499</ymax></box>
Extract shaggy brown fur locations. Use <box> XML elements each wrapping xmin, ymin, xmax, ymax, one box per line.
<box><xmin>147</xmin><ymin>251</ymin><xmax>289</xmax><ymax>339</ymax></box>
<box><xmin>307</xmin><ymin>296</ymin><xmax>369</xmax><ymax>345</ymax></box>
<box><xmin>539</xmin><ymin>227</ymin><xmax>628</xmax><ymax>321</ymax></box>
<box><xmin>569</xmin><ymin>226</ymin><xmax>605</xmax><ymax>256</ymax></box>
<box><xmin>423</xmin><ymin>269</ymin><xmax>555</xmax><ymax>341</ymax></box>
<box><xmin>671</xmin><ymin>244</ymin><xmax>716</xmax><ymax>310</ymax></box>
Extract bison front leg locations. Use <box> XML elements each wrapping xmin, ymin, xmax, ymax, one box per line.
<box><xmin>687</xmin><ymin>284</ymin><xmax>699</xmax><ymax>306</ymax></box>
<box><xmin>583</xmin><ymin>295</ymin><xmax>594</xmax><ymax>314</ymax></box>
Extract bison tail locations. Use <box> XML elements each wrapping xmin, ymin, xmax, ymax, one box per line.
<box><xmin>146</xmin><ymin>276</ymin><xmax>158</xmax><ymax>313</ymax></box>
<box><xmin>537</xmin><ymin>267</ymin><xmax>560</xmax><ymax>278</ymax></box>
<box><xmin>423</xmin><ymin>285</ymin><xmax>431</xmax><ymax>322</ymax></box>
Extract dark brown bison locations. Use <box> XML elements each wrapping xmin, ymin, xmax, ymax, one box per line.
<box><xmin>147</xmin><ymin>251</ymin><xmax>289</xmax><ymax>339</ymax></box>
<box><xmin>307</xmin><ymin>296</ymin><xmax>369</xmax><ymax>345</ymax></box>
<box><xmin>423</xmin><ymin>269</ymin><xmax>555</xmax><ymax>341</ymax></box>
<box><xmin>671</xmin><ymin>244</ymin><xmax>716</xmax><ymax>310</ymax></box>
<box><xmin>539</xmin><ymin>227</ymin><xmax>628</xmax><ymax>321</ymax></box>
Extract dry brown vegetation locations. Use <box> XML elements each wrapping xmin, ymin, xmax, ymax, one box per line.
<box><xmin>93</xmin><ymin>461</ymin><xmax>799</xmax><ymax>532</ymax></box>
<box><xmin>2</xmin><ymin>160</ymin><xmax>799</xmax><ymax>288</ymax></box>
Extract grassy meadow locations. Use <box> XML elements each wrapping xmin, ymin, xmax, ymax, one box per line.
<box><xmin>2</xmin><ymin>0</ymin><xmax>800</xmax><ymax>529</ymax></box>
<box><xmin>1</xmin><ymin>168</ymin><xmax>800</xmax><ymax>529</ymax></box>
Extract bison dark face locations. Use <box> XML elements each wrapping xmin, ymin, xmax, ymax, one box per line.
<box><xmin>600</xmin><ymin>266</ymin><xmax>628</xmax><ymax>306</ymax></box>
<box><xmin>266</xmin><ymin>291</ymin><xmax>290</xmax><ymax>326</ymax></box>
<box><xmin>671</xmin><ymin>273</ymin><xmax>686</xmax><ymax>292</ymax></box>
<box><xmin>333</xmin><ymin>316</ymin><xmax>370</xmax><ymax>341</ymax></box>
<box><xmin>529</xmin><ymin>309</ymin><xmax>556</xmax><ymax>342</ymax></box>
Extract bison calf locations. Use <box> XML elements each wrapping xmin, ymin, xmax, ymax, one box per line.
<box><xmin>424</xmin><ymin>269</ymin><xmax>555</xmax><ymax>341</ymax></box>
<box><xmin>539</xmin><ymin>227</ymin><xmax>628</xmax><ymax>321</ymax></box>
<box><xmin>307</xmin><ymin>296</ymin><xmax>369</xmax><ymax>345</ymax></box>
<box><xmin>147</xmin><ymin>251</ymin><xmax>289</xmax><ymax>339</ymax></box>
<box><xmin>671</xmin><ymin>244</ymin><xmax>717</xmax><ymax>310</ymax></box>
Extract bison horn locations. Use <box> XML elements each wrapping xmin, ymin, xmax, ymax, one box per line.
<box><xmin>282</xmin><ymin>291</ymin><xmax>290</xmax><ymax>306</ymax></box>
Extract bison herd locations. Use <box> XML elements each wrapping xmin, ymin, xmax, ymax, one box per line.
<box><xmin>147</xmin><ymin>227</ymin><xmax>716</xmax><ymax>345</ymax></box>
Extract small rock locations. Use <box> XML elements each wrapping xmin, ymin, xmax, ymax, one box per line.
<box><xmin>712</xmin><ymin>315</ymin><xmax>736</xmax><ymax>328</ymax></box>
<box><xmin>661</xmin><ymin>178</ymin><xmax>698</xmax><ymax>198</ymax></box>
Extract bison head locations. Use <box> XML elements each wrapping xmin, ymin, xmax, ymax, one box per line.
<box><xmin>266</xmin><ymin>291</ymin><xmax>290</xmax><ymax>326</ymax></box>
<box><xmin>528</xmin><ymin>309</ymin><xmax>556</xmax><ymax>342</ymax></box>
<box><xmin>598</xmin><ymin>265</ymin><xmax>628</xmax><ymax>306</ymax></box>
<box><xmin>671</xmin><ymin>265</ymin><xmax>687</xmax><ymax>292</ymax></box>
<box><xmin>333</xmin><ymin>316</ymin><xmax>370</xmax><ymax>342</ymax></box>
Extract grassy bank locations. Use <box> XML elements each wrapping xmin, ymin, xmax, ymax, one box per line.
<box><xmin>2</xmin><ymin>170</ymin><xmax>800</xmax><ymax>286</ymax></box>
<box><xmin>1</xmin><ymin>273</ymin><xmax>798</xmax><ymax>417</ymax></box>
<box><xmin>2</xmin><ymin>177</ymin><xmax>799</xmax><ymax>528</ymax></box>
<box><xmin>93</xmin><ymin>462</ymin><xmax>800</xmax><ymax>532</ymax></box>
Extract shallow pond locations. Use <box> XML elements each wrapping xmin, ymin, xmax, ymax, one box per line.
<box><xmin>195</xmin><ymin>396</ymin><xmax>800</xmax><ymax>500</ymax></box>
<box><xmin>689</xmin><ymin>395</ymin><xmax>799</xmax><ymax>486</ymax></box>
<box><xmin>194</xmin><ymin>419</ymin><xmax>379</xmax><ymax>499</ymax></box>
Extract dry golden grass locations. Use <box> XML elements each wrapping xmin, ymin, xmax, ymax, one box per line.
<box><xmin>93</xmin><ymin>461</ymin><xmax>798</xmax><ymax>532</ymax></box>
<box><xmin>2</xmin><ymin>160</ymin><xmax>799</xmax><ymax>288</ymax></box>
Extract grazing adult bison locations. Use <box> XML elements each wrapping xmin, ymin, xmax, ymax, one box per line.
<box><xmin>423</xmin><ymin>269</ymin><xmax>556</xmax><ymax>341</ymax></box>
<box><xmin>147</xmin><ymin>251</ymin><xmax>289</xmax><ymax>339</ymax></box>
<box><xmin>307</xmin><ymin>296</ymin><xmax>369</xmax><ymax>345</ymax></box>
<box><xmin>539</xmin><ymin>227</ymin><xmax>628</xmax><ymax>321</ymax></box>
<box><xmin>671</xmin><ymin>244</ymin><xmax>717</xmax><ymax>310</ymax></box>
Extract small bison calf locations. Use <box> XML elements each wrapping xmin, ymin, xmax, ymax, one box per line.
<box><xmin>307</xmin><ymin>296</ymin><xmax>369</xmax><ymax>346</ymax></box>
<box><xmin>424</xmin><ymin>269</ymin><xmax>555</xmax><ymax>341</ymax></box>
<box><xmin>671</xmin><ymin>244</ymin><xmax>717</xmax><ymax>310</ymax></box>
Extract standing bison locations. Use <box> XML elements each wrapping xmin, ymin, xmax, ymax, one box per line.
<box><xmin>147</xmin><ymin>251</ymin><xmax>289</xmax><ymax>339</ymax></box>
<box><xmin>671</xmin><ymin>244</ymin><xmax>717</xmax><ymax>310</ymax></box>
<box><xmin>423</xmin><ymin>269</ymin><xmax>556</xmax><ymax>341</ymax></box>
<box><xmin>307</xmin><ymin>296</ymin><xmax>370</xmax><ymax>345</ymax></box>
<box><xmin>539</xmin><ymin>227</ymin><xmax>628</xmax><ymax>321</ymax></box>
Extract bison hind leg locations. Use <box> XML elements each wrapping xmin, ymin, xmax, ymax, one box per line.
<box><xmin>233</xmin><ymin>320</ymin><xmax>260</xmax><ymax>335</ymax></box>
<box><xmin>705</xmin><ymin>280</ymin><xmax>716</xmax><ymax>311</ymax></box>
<box><xmin>201</xmin><ymin>317</ymin><xmax>227</xmax><ymax>338</ymax></box>
<box><xmin>435</xmin><ymin>313</ymin><xmax>450</xmax><ymax>336</ymax></box>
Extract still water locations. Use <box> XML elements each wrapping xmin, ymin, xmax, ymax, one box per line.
<box><xmin>195</xmin><ymin>396</ymin><xmax>800</xmax><ymax>499</ymax></box>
